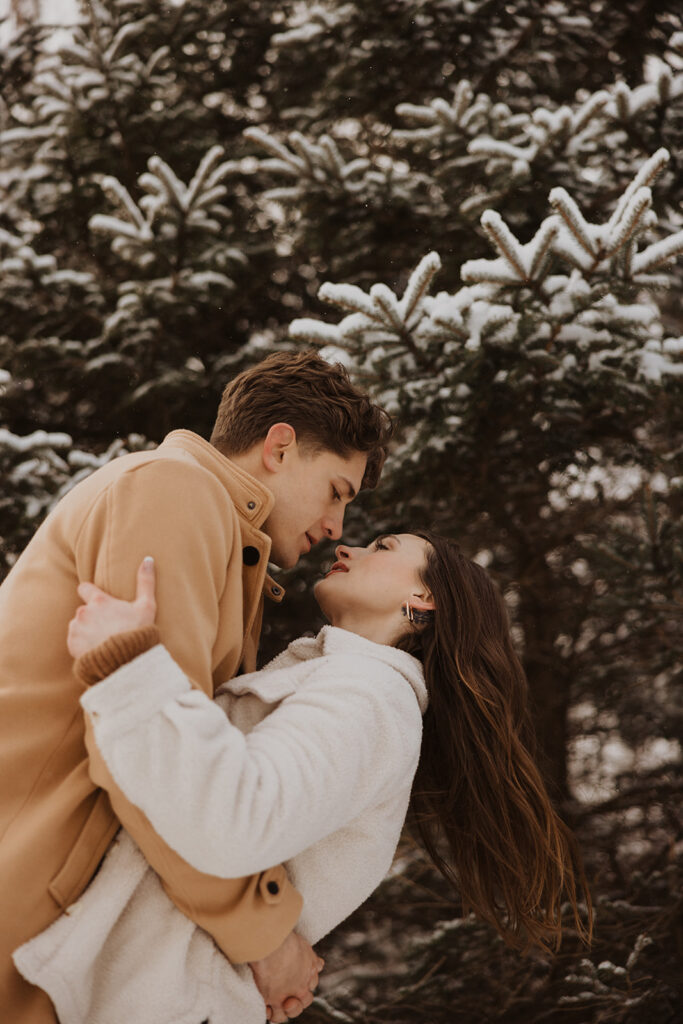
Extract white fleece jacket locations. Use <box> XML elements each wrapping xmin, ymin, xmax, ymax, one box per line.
<box><xmin>14</xmin><ymin>626</ymin><xmax>427</xmax><ymax>1024</ymax></box>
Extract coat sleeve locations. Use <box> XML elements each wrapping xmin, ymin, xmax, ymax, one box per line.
<box><xmin>80</xmin><ymin>644</ymin><xmax>422</xmax><ymax>879</ymax></box>
<box><xmin>74</xmin><ymin>458</ymin><xmax>233</xmax><ymax>696</ymax></box>
<box><xmin>74</xmin><ymin>459</ymin><xmax>302</xmax><ymax>962</ymax></box>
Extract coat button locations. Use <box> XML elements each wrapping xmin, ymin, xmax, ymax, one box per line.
<box><xmin>267</xmin><ymin>881</ymin><xmax>279</xmax><ymax>895</ymax></box>
<box><xmin>247</xmin><ymin>500</ymin><xmax>256</xmax><ymax>510</ymax></box>
<box><xmin>243</xmin><ymin>546</ymin><xmax>260</xmax><ymax>566</ymax></box>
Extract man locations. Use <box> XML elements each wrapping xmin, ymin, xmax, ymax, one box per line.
<box><xmin>0</xmin><ymin>350</ymin><xmax>392</xmax><ymax>1022</ymax></box>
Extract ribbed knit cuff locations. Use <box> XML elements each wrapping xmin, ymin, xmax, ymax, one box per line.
<box><xmin>73</xmin><ymin>626</ymin><xmax>161</xmax><ymax>688</ymax></box>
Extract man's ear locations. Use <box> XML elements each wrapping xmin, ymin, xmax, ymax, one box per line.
<box><xmin>262</xmin><ymin>423</ymin><xmax>297</xmax><ymax>473</ymax></box>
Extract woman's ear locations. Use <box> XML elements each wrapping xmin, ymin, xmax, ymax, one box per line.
<box><xmin>262</xmin><ymin>423</ymin><xmax>297</xmax><ymax>473</ymax></box>
<box><xmin>409</xmin><ymin>590</ymin><xmax>435</xmax><ymax>613</ymax></box>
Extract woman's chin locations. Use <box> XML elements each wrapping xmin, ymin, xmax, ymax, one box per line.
<box><xmin>312</xmin><ymin>581</ymin><xmax>331</xmax><ymax>617</ymax></box>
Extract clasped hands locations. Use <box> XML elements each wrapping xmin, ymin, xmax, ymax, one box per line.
<box><xmin>68</xmin><ymin>557</ymin><xmax>325</xmax><ymax>1020</ymax></box>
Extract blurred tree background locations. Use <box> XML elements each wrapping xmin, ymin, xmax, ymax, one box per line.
<box><xmin>1</xmin><ymin>1</ymin><xmax>681</xmax><ymax>1020</ymax></box>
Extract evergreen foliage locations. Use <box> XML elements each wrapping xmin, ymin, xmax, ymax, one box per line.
<box><xmin>1</xmin><ymin>2</ymin><xmax>681</xmax><ymax>1019</ymax></box>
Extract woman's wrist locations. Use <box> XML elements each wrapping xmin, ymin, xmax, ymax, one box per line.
<box><xmin>73</xmin><ymin>626</ymin><xmax>161</xmax><ymax>688</ymax></box>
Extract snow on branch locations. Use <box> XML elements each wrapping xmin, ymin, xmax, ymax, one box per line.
<box><xmin>245</xmin><ymin>126</ymin><xmax>370</xmax><ymax>193</ymax></box>
<box><xmin>608</xmin><ymin>149</ymin><xmax>669</xmax><ymax>232</ymax></box>
<box><xmin>104</xmin><ymin>20</ymin><xmax>149</xmax><ymax>65</ymax></box>
<box><xmin>184</xmin><ymin>146</ymin><xmax>234</xmax><ymax>211</ymax></box>
<box><xmin>611</xmin><ymin>67</ymin><xmax>683</xmax><ymax>121</ymax></box>
<box><xmin>0</xmin><ymin>428</ymin><xmax>71</xmax><ymax>453</ymax></box>
<box><xmin>480</xmin><ymin>210</ymin><xmax>528</xmax><ymax>278</ymax></box>
<box><xmin>632</xmin><ymin>231</ymin><xmax>683</xmax><ymax>275</ymax></box>
<box><xmin>549</xmin><ymin>188</ymin><xmax>600</xmax><ymax>262</ymax></box>
<box><xmin>318</xmin><ymin>282</ymin><xmax>384</xmax><ymax>321</ymax></box>
<box><xmin>530</xmin><ymin>91</ymin><xmax>609</xmax><ymax>148</ymax></box>
<box><xmin>146</xmin><ymin>156</ymin><xmax>186</xmax><ymax>211</ymax></box>
<box><xmin>400</xmin><ymin>252</ymin><xmax>443</xmax><ymax>326</ymax></box>
<box><xmin>91</xmin><ymin>148</ymin><xmax>239</xmax><ymax>259</ymax></box>
<box><xmin>98</xmin><ymin>176</ymin><xmax>149</xmax><ymax>233</ymax></box>
<box><xmin>290</xmin><ymin>253</ymin><xmax>445</xmax><ymax>360</ymax></box>
<box><xmin>395</xmin><ymin>81</ymin><xmax>493</xmax><ymax>144</ymax></box>
<box><xmin>548</xmin><ymin>152</ymin><xmax>675</xmax><ymax>277</ymax></box>
<box><xmin>606</xmin><ymin>187</ymin><xmax>654</xmax><ymax>253</ymax></box>
<box><xmin>270</xmin><ymin>3</ymin><xmax>355</xmax><ymax>49</ymax></box>
<box><xmin>462</xmin><ymin>215</ymin><xmax>559</xmax><ymax>285</ymax></box>
<box><xmin>245</xmin><ymin>126</ymin><xmax>425</xmax><ymax>206</ymax></box>
<box><xmin>244</xmin><ymin>127</ymin><xmax>305</xmax><ymax>169</ymax></box>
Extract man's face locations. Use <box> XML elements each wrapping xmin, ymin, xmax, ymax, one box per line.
<box><xmin>263</xmin><ymin>445</ymin><xmax>368</xmax><ymax>569</ymax></box>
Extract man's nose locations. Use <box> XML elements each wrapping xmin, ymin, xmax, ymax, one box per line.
<box><xmin>322</xmin><ymin>507</ymin><xmax>345</xmax><ymax>541</ymax></box>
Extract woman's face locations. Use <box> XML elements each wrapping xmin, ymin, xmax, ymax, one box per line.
<box><xmin>314</xmin><ymin>533</ymin><xmax>434</xmax><ymax>642</ymax></box>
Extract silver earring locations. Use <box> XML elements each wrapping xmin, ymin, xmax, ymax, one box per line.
<box><xmin>402</xmin><ymin>601</ymin><xmax>414</xmax><ymax>622</ymax></box>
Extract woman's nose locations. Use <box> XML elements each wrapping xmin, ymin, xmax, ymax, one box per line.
<box><xmin>334</xmin><ymin>544</ymin><xmax>363</xmax><ymax>561</ymax></box>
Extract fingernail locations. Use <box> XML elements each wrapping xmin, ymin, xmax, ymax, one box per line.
<box><xmin>143</xmin><ymin>556</ymin><xmax>154</xmax><ymax>568</ymax></box>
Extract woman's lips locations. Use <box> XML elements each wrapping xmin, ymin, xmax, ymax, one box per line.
<box><xmin>325</xmin><ymin>561</ymin><xmax>349</xmax><ymax>578</ymax></box>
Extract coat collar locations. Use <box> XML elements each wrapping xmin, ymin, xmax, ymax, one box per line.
<box><xmin>159</xmin><ymin>430</ymin><xmax>284</xmax><ymax>603</ymax></box>
<box><xmin>160</xmin><ymin>430</ymin><xmax>275</xmax><ymax>530</ymax></box>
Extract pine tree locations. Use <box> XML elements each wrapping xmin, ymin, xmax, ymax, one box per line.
<box><xmin>288</xmin><ymin>147</ymin><xmax>683</xmax><ymax>797</ymax></box>
<box><xmin>1</xmin><ymin>3</ymin><xmax>681</xmax><ymax>1020</ymax></box>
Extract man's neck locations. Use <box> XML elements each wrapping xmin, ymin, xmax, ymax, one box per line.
<box><xmin>214</xmin><ymin>444</ymin><xmax>268</xmax><ymax>487</ymax></box>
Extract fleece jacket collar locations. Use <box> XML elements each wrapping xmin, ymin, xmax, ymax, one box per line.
<box><xmin>225</xmin><ymin>626</ymin><xmax>428</xmax><ymax>714</ymax></box>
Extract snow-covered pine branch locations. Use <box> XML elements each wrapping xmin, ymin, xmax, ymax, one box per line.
<box><xmin>462</xmin><ymin>215</ymin><xmax>559</xmax><ymax>285</ymax></box>
<box><xmin>90</xmin><ymin>149</ymin><xmax>240</xmax><ymax>265</ymax></box>
<box><xmin>607</xmin><ymin>149</ymin><xmax>669</xmax><ymax>234</ymax></box>
<box><xmin>611</xmin><ymin>66</ymin><xmax>683</xmax><ymax>121</ymax></box>
<box><xmin>632</xmin><ymin>231</ymin><xmax>683</xmax><ymax>275</ymax></box>
<box><xmin>270</xmin><ymin>2</ymin><xmax>355</xmax><ymax>49</ymax></box>
<box><xmin>245</xmin><ymin>126</ymin><xmax>370</xmax><ymax>192</ymax></box>
<box><xmin>399</xmin><ymin>252</ymin><xmax>443</xmax><ymax>326</ymax></box>
<box><xmin>549</xmin><ymin>151</ymin><xmax>680</xmax><ymax>282</ymax></box>
<box><xmin>395</xmin><ymin>81</ymin><xmax>494</xmax><ymax>147</ymax></box>
<box><xmin>245</xmin><ymin>125</ymin><xmax>427</xmax><ymax>209</ymax></box>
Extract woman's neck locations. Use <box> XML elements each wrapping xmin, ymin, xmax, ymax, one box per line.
<box><xmin>327</xmin><ymin>611</ymin><xmax>400</xmax><ymax>648</ymax></box>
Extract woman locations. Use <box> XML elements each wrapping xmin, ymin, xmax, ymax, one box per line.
<box><xmin>14</xmin><ymin>532</ymin><xmax>591</xmax><ymax>1023</ymax></box>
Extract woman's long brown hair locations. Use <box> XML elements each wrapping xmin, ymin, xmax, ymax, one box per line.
<box><xmin>397</xmin><ymin>532</ymin><xmax>593</xmax><ymax>953</ymax></box>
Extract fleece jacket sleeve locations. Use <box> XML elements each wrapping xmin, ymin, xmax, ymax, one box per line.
<box><xmin>80</xmin><ymin>644</ymin><xmax>422</xmax><ymax>879</ymax></box>
<box><xmin>73</xmin><ymin>459</ymin><xmax>302</xmax><ymax>962</ymax></box>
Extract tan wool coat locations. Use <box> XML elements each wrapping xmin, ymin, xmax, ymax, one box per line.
<box><xmin>0</xmin><ymin>429</ymin><xmax>302</xmax><ymax>1022</ymax></box>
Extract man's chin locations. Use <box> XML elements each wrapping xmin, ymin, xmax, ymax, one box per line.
<box><xmin>269</xmin><ymin>549</ymin><xmax>296</xmax><ymax>571</ymax></box>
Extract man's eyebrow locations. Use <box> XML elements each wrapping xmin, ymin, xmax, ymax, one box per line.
<box><xmin>340</xmin><ymin>477</ymin><xmax>357</xmax><ymax>500</ymax></box>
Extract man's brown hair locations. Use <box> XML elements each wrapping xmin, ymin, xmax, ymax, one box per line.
<box><xmin>210</xmin><ymin>350</ymin><xmax>393</xmax><ymax>489</ymax></box>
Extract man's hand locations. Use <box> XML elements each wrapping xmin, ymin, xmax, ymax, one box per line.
<box><xmin>67</xmin><ymin>557</ymin><xmax>157</xmax><ymax>658</ymax></box>
<box><xmin>249</xmin><ymin>931</ymin><xmax>324</xmax><ymax>1023</ymax></box>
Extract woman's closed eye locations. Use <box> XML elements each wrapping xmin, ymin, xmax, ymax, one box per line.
<box><xmin>374</xmin><ymin>537</ymin><xmax>389</xmax><ymax>550</ymax></box>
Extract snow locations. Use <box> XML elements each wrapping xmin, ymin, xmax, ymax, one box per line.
<box><xmin>633</xmin><ymin>231</ymin><xmax>683</xmax><ymax>273</ymax></box>
<box><xmin>639</xmin><ymin>348</ymin><xmax>683</xmax><ymax>383</ymax></box>
<box><xmin>399</xmin><ymin>251</ymin><xmax>442</xmax><ymax>324</ymax></box>
<box><xmin>569</xmin><ymin>730</ymin><xmax>681</xmax><ymax>804</ymax></box>
<box><xmin>319</xmin><ymin>282</ymin><xmax>381</xmax><ymax>320</ymax></box>
<box><xmin>0</xmin><ymin>428</ymin><xmax>72</xmax><ymax>451</ymax></box>
<box><xmin>468</xmin><ymin>136</ymin><xmax>535</xmax><ymax>163</ymax></box>
<box><xmin>289</xmin><ymin>318</ymin><xmax>341</xmax><ymax>345</ymax></box>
